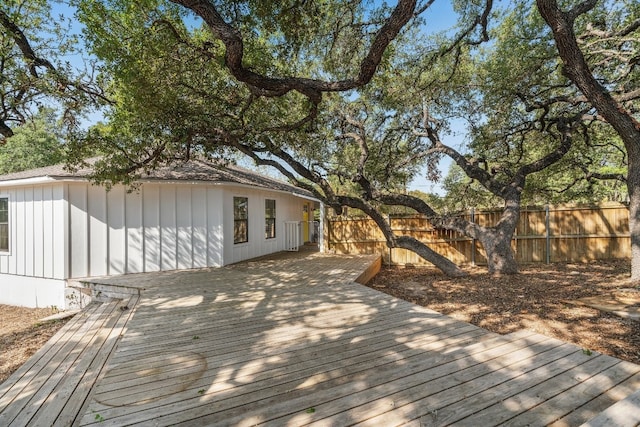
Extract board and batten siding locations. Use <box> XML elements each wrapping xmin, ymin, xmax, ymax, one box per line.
<box><xmin>68</xmin><ymin>182</ymin><xmax>309</xmax><ymax>277</ymax></box>
<box><xmin>68</xmin><ymin>182</ymin><xmax>226</xmax><ymax>278</ymax></box>
<box><xmin>0</xmin><ymin>179</ymin><xmax>312</xmax><ymax>308</ymax></box>
<box><xmin>0</xmin><ymin>184</ymin><xmax>67</xmax><ymax>307</ymax></box>
<box><xmin>222</xmin><ymin>186</ymin><xmax>307</xmax><ymax>265</ymax></box>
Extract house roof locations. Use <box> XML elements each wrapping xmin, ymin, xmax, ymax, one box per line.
<box><xmin>0</xmin><ymin>159</ymin><xmax>317</xmax><ymax>200</ymax></box>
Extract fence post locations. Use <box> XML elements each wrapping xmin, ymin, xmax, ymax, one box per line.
<box><xmin>470</xmin><ymin>207</ymin><xmax>476</xmax><ymax>266</ymax></box>
<box><xmin>387</xmin><ymin>214</ymin><xmax>392</xmax><ymax>266</ymax></box>
<box><xmin>545</xmin><ymin>204</ymin><xmax>551</xmax><ymax>264</ymax></box>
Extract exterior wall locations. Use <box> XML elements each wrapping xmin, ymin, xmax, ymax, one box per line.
<box><xmin>0</xmin><ymin>179</ymin><xmax>313</xmax><ymax>307</ymax></box>
<box><xmin>222</xmin><ymin>186</ymin><xmax>308</xmax><ymax>265</ymax></box>
<box><xmin>0</xmin><ymin>274</ymin><xmax>66</xmax><ymax>308</ymax></box>
<box><xmin>67</xmin><ymin>182</ymin><xmax>225</xmax><ymax>278</ymax></box>
<box><xmin>0</xmin><ymin>183</ymin><xmax>68</xmax><ymax>307</ymax></box>
<box><xmin>69</xmin><ymin>181</ymin><xmax>310</xmax><ymax>275</ymax></box>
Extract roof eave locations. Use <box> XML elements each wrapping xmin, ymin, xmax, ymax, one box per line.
<box><xmin>0</xmin><ymin>175</ymin><xmax>319</xmax><ymax>201</ymax></box>
<box><xmin>0</xmin><ymin>176</ymin><xmax>76</xmax><ymax>187</ymax></box>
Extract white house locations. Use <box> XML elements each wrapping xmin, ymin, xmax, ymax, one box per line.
<box><xmin>0</xmin><ymin>160</ymin><xmax>322</xmax><ymax>308</ymax></box>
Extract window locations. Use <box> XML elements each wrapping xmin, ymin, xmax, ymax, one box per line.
<box><xmin>0</xmin><ymin>197</ymin><xmax>8</xmax><ymax>252</ymax></box>
<box><xmin>234</xmin><ymin>197</ymin><xmax>248</xmax><ymax>244</ymax></box>
<box><xmin>265</xmin><ymin>199</ymin><xmax>276</xmax><ymax>239</ymax></box>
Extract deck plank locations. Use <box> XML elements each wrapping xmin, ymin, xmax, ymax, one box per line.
<box><xmin>297</xmin><ymin>335</ymin><xmax>565</xmax><ymax>427</ymax></box>
<box><xmin>422</xmin><ymin>342</ymin><xmax>585</xmax><ymax>426</ymax></box>
<box><xmin>580</xmin><ymin>387</ymin><xmax>640</xmax><ymax>426</ymax></box>
<box><xmin>2</xmin><ymin>252</ymin><xmax>639</xmax><ymax>427</ymax></box>
<box><xmin>553</xmin><ymin>370</ymin><xmax>640</xmax><ymax>427</ymax></box>
<box><xmin>5</xmin><ymin>298</ymin><xmax>134</xmax><ymax>427</ymax></box>
<box><xmin>94</xmin><ymin>321</ymin><xmax>481</xmax><ymax>398</ymax></box>
<box><xmin>79</xmin><ymin>323</ymin><xmax>498</xmax><ymax>425</ymax></box>
<box><xmin>503</xmin><ymin>360</ymin><xmax>640</xmax><ymax>426</ymax></box>
<box><xmin>48</xmin><ymin>295</ymin><xmax>140</xmax><ymax>427</ymax></box>
<box><xmin>0</xmin><ymin>302</ymin><xmax>102</xmax><ymax>405</ymax></box>
<box><xmin>0</xmin><ymin>300</ymin><xmax>118</xmax><ymax>425</ymax></box>
<box><xmin>456</xmin><ymin>354</ymin><xmax>621</xmax><ymax>426</ymax></box>
<box><xmin>153</xmin><ymin>333</ymin><xmax>544</xmax><ymax>426</ymax></box>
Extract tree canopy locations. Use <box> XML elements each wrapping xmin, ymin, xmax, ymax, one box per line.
<box><xmin>0</xmin><ymin>0</ymin><xmax>107</xmax><ymax>140</ymax></box>
<box><xmin>0</xmin><ymin>109</ymin><xmax>65</xmax><ymax>174</ymax></box>
<box><xmin>3</xmin><ymin>0</ymin><xmax>636</xmax><ymax>276</ymax></box>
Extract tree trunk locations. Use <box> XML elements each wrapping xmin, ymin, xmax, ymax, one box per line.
<box><xmin>536</xmin><ymin>0</ymin><xmax>640</xmax><ymax>280</ymax></box>
<box><xmin>337</xmin><ymin>196</ymin><xmax>467</xmax><ymax>277</ymax></box>
<box><xmin>478</xmin><ymin>232</ymin><xmax>519</xmax><ymax>275</ymax></box>
<box><xmin>435</xmin><ymin>196</ymin><xmax>521</xmax><ymax>275</ymax></box>
<box><xmin>395</xmin><ymin>236</ymin><xmax>467</xmax><ymax>277</ymax></box>
<box><xmin>627</xmin><ymin>146</ymin><xmax>640</xmax><ymax>281</ymax></box>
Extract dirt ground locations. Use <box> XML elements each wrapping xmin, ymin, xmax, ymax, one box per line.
<box><xmin>0</xmin><ymin>305</ymin><xmax>71</xmax><ymax>384</ymax></box>
<box><xmin>368</xmin><ymin>259</ymin><xmax>640</xmax><ymax>365</ymax></box>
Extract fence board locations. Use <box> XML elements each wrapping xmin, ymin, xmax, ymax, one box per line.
<box><xmin>326</xmin><ymin>203</ymin><xmax>630</xmax><ymax>266</ymax></box>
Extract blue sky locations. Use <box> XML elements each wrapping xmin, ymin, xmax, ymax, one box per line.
<box><xmin>406</xmin><ymin>1</ymin><xmax>462</xmax><ymax>194</ymax></box>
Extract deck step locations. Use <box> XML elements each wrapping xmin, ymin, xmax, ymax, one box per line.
<box><xmin>80</xmin><ymin>281</ymin><xmax>142</xmax><ymax>302</ymax></box>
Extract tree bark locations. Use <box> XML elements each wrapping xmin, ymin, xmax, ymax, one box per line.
<box><xmin>485</xmin><ymin>196</ymin><xmax>521</xmax><ymax>275</ymax></box>
<box><xmin>395</xmin><ymin>236</ymin><xmax>467</xmax><ymax>277</ymax></box>
<box><xmin>380</xmin><ymin>192</ymin><xmax>521</xmax><ymax>275</ymax></box>
<box><xmin>170</xmin><ymin>0</ymin><xmax>417</xmax><ymax>98</ymax></box>
<box><xmin>627</xmin><ymin>146</ymin><xmax>640</xmax><ymax>280</ymax></box>
<box><xmin>536</xmin><ymin>0</ymin><xmax>640</xmax><ymax>280</ymax></box>
<box><xmin>338</xmin><ymin>196</ymin><xmax>468</xmax><ymax>277</ymax></box>
<box><xmin>437</xmin><ymin>210</ymin><xmax>519</xmax><ymax>275</ymax></box>
<box><xmin>478</xmin><ymin>230</ymin><xmax>519</xmax><ymax>275</ymax></box>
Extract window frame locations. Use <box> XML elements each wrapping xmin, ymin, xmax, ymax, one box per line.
<box><xmin>0</xmin><ymin>195</ymin><xmax>9</xmax><ymax>253</ymax></box>
<box><xmin>265</xmin><ymin>199</ymin><xmax>276</xmax><ymax>239</ymax></box>
<box><xmin>233</xmin><ymin>196</ymin><xmax>249</xmax><ymax>244</ymax></box>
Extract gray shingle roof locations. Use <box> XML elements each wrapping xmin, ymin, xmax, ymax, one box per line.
<box><xmin>0</xmin><ymin>159</ymin><xmax>316</xmax><ymax>199</ymax></box>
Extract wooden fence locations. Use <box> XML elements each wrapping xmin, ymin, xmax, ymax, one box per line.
<box><xmin>325</xmin><ymin>203</ymin><xmax>631</xmax><ymax>266</ymax></box>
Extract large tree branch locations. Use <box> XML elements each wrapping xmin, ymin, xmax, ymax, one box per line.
<box><xmin>232</xmin><ymin>141</ymin><xmax>326</xmax><ymax>200</ymax></box>
<box><xmin>419</xmin><ymin>127</ymin><xmax>503</xmax><ymax>195</ymax></box>
<box><xmin>587</xmin><ymin>171</ymin><xmax>627</xmax><ymax>183</ymax></box>
<box><xmin>339</xmin><ymin>113</ymin><xmax>376</xmax><ymax>197</ymax></box>
<box><xmin>566</xmin><ymin>0</ymin><xmax>597</xmax><ymax>24</ymax></box>
<box><xmin>373</xmin><ymin>192</ymin><xmax>489</xmax><ymax>240</ymax></box>
<box><xmin>0</xmin><ymin>9</ymin><xmax>55</xmax><ymax>78</ymax></box>
<box><xmin>536</xmin><ymin>0</ymin><xmax>640</xmax><ymax>141</ymax></box>
<box><xmin>336</xmin><ymin>195</ymin><xmax>467</xmax><ymax>276</ymax></box>
<box><xmin>375</xmin><ymin>193</ymin><xmax>437</xmax><ymax>217</ymax></box>
<box><xmin>170</xmin><ymin>0</ymin><xmax>417</xmax><ymax>102</ymax></box>
<box><xmin>232</xmin><ymin>138</ymin><xmax>341</xmax><ymax>207</ymax></box>
<box><xmin>0</xmin><ymin>119</ymin><xmax>13</xmax><ymax>139</ymax></box>
<box><xmin>518</xmin><ymin>120</ymin><xmax>574</xmax><ymax>177</ymax></box>
<box><xmin>0</xmin><ymin>7</ymin><xmax>112</xmax><ymax>136</ymax></box>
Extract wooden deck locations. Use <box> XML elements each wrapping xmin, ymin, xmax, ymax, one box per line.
<box><xmin>1</xmin><ymin>251</ymin><xmax>639</xmax><ymax>426</ymax></box>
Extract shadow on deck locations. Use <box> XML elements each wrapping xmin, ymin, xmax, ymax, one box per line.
<box><xmin>1</xmin><ymin>251</ymin><xmax>639</xmax><ymax>426</ymax></box>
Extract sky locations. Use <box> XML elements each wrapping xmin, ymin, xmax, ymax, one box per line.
<box><xmin>406</xmin><ymin>1</ymin><xmax>463</xmax><ymax>195</ymax></box>
<box><xmin>50</xmin><ymin>0</ymin><xmax>465</xmax><ymax>195</ymax></box>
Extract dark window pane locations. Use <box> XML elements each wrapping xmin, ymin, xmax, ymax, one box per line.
<box><xmin>0</xmin><ymin>224</ymin><xmax>7</xmax><ymax>251</ymax></box>
<box><xmin>265</xmin><ymin>199</ymin><xmax>276</xmax><ymax>239</ymax></box>
<box><xmin>265</xmin><ymin>199</ymin><xmax>276</xmax><ymax>218</ymax></box>
<box><xmin>234</xmin><ymin>220</ymin><xmax>248</xmax><ymax>244</ymax></box>
<box><xmin>0</xmin><ymin>198</ymin><xmax>7</xmax><ymax>223</ymax></box>
<box><xmin>265</xmin><ymin>218</ymin><xmax>276</xmax><ymax>239</ymax></box>
<box><xmin>234</xmin><ymin>197</ymin><xmax>248</xmax><ymax>220</ymax></box>
<box><xmin>233</xmin><ymin>197</ymin><xmax>248</xmax><ymax>243</ymax></box>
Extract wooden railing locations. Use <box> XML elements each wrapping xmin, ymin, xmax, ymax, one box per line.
<box><xmin>325</xmin><ymin>203</ymin><xmax>630</xmax><ymax>266</ymax></box>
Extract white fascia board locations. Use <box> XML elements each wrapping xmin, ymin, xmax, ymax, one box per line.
<box><xmin>0</xmin><ymin>176</ymin><xmax>62</xmax><ymax>187</ymax></box>
<box><xmin>137</xmin><ymin>179</ymin><xmax>322</xmax><ymax>202</ymax></box>
<box><xmin>0</xmin><ymin>176</ymin><xmax>321</xmax><ymax>202</ymax></box>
